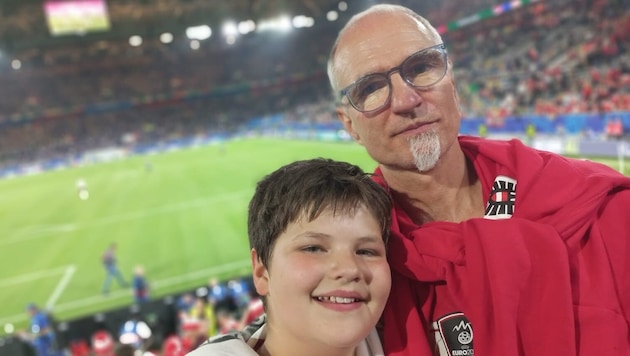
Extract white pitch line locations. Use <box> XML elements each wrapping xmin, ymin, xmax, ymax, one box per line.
<box><xmin>0</xmin><ymin>266</ymin><xmax>69</xmax><ymax>288</ymax></box>
<box><xmin>0</xmin><ymin>259</ymin><xmax>250</xmax><ymax>326</ymax></box>
<box><xmin>0</xmin><ymin>190</ymin><xmax>251</xmax><ymax>246</ymax></box>
<box><xmin>151</xmin><ymin>259</ymin><xmax>251</xmax><ymax>288</ymax></box>
<box><xmin>45</xmin><ymin>265</ymin><xmax>76</xmax><ymax>310</ymax></box>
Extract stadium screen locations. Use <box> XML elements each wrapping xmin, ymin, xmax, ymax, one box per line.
<box><xmin>44</xmin><ymin>0</ymin><xmax>110</xmax><ymax>36</ymax></box>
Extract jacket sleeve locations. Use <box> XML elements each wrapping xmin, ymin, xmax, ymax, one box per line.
<box><xmin>592</xmin><ymin>189</ymin><xmax>630</xmax><ymax>323</ymax></box>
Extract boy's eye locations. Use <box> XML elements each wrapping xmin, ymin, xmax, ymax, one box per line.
<box><xmin>301</xmin><ymin>245</ymin><xmax>325</xmax><ymax>253</ymax></box>
<box><xmin>356</xmin><ymin>248</ymin><xmax>381</xmax><ymax>257</ymax></box>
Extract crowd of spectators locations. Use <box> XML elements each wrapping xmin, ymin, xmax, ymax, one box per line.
<box><xmin>452</xmin><ymin>0</ymin><xmax>630</xmax><ymax>122</ymax></box>
<box><xmin>50</xmin><ymin>276</ymin><xmax>261</xmax><ymax>356</ymax></box>
<box><xmin>0</xmin><ymin>0</ymin><xmax>628</xmax><ymax>171</ymax></box>
<box><xmin>7</xmin><ymin>275</ymin><xmax>262</xmax><ymax>356</ymax></box>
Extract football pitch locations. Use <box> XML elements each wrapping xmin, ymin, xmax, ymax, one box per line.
<box><xmin>0</xmin><ymin>138</ymin><xmax>378</xmax><ymax>333</ymax></box>
<box><xmin>0</xmin><ymin>138</ymin><xmax>627</xmax><ymax>334</ymax></box>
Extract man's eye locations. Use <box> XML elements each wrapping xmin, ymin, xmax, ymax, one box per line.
<box><xmin>359</xmin><ymin>82</ymin><xmax>382</xmax><ymax>95</ymax></box>
<box><xmin>353</xmin><ymin>77</ymin><xmax>387</xmax><ymax>98</ymax></box>
<box><xmin>405</xmin><ymin>53</ymin><xmax>442</xmax><ymax>75</ymax></box>
<box><xmin>407</xmin><ymin>63</ymin><xmax>429</xmax><ymax>75</ymax></box>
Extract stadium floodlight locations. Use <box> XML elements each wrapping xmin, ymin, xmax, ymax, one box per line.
<box><xmin>186</xmin><ymin>25</ymin><xmax>212</xmax><ymax>40</ymax></box>
<box><xmin>222</xmin><ymin>22</ymin><xmax>238</xmax><ymax>37</ymax></box>
<box><xmin>327</xmin><ymin>10</ymin><xmax>339</xmax><ymax>21</ymax></box>
<box><xmin>292</xmin><ymin>15</ymin><xmax>314</xmax><ymax>28</ymax></box>
<box><xmin>238</xmin><ymin>20</ymin><xmax>256</xmax><ymax>35</ymax></box>
<box><xmin>338</xmin><ymin>1</ymin><xmax>348</xmax><ymax>11</ymax></box>
<box><xmin>129</xmin><ymin>35</ymin><xmax>143</xmax><ymax>47</ymax></box>
<box><xmin>11</xmin><ymin>59</ymin><xmax>21</xmax><ymax>70</ymax></box>
<box><xmin>160</xmin><ymin>32</ymin><xmax>173</xmax><ymax>44</ymax></box>
<box><xmin>277</xmin><ymin>16</ymin><xmax>292</xmax><ymax>31</ymax></box>
<box><xmin>257</xmin><ymin>15</ymin><xmax>292</xmax><ymax>32</ymax></box>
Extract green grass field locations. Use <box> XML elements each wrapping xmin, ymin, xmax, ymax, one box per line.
<box><xmin>0</xmin><ymin>138</ymin><xmax>627</xmax><ymax>335</ymax></box>
<box><xmin>0</xmin><ymin>139</ymin><xmax>378</xmax><ymax>334</ymax></box>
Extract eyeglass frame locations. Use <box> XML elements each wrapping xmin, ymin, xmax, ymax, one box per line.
<box><xmin>338</xmin><ymin>43</ymin><xmax>448</xmax><ymax>114</ymax></box>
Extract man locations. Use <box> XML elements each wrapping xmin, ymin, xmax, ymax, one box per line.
<box><xmin>132</xmin><ymin>265</ymin><xmax>149</xmax><ymax>304</ymax></box>
<box><xmin>327</xmin><ymin>4</ymin><xmax>630</xmax><ymax>356</ymax></box>
<box><xmin>102</xmin><ymin>243</ymin><xmax>128</xmax><ymax>295</ymax></box>
<box><xmin>26</xmin><ymin>303</ymin><xmax>57</xmax><ymax>356</ymax></box>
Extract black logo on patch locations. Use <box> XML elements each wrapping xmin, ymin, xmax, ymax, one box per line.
<box><xmin>437</xmin><ymin>313</ymin><xmax>474</xmax><ymax>355</ymax></box>
<box><xmin>484</xmin><ymin>175</ymin><xmax>516</xmax><ymax>219</ymax></box>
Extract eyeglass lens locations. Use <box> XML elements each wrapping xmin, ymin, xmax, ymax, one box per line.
<box><xmin>347</xmin><ymin>46</ymin><xmax>446</xmax><ymax>112</ymax></box>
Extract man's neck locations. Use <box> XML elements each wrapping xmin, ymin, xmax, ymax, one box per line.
<box><xmin>380</xmin><ymin>150</ymin><xmax>484</xmax><ymax>224</ymax></box>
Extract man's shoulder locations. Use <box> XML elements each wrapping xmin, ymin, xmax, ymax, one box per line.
<box><xmin>599</xmin><ymin>187</ymin><xmax>630</xmax><ymax>215</ymax></box>
<box><xmin>459</xmin><ymin>135</ymin><xmax>523</xmax><ymax>151</ymax></box>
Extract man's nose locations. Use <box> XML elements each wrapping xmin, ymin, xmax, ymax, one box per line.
<box><xmin>389</xmin><ymin>72</ymin><xmax>423</xmax><ymax>114</ymax></box>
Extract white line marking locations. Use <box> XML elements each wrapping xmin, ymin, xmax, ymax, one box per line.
<box><xmin>0</xmin><ymin>266</ymin><xmax>69</xmax><ymax>288</ymax></box>
<box><xmin>0</xmin><ymin>259</ymin><xmax>250</xmax><ymax>326</ymax></box>
<box><xmin>0</xmin><ymin>190</ymin><xmax>251</xmax><ymax>246</ymax></box>
<box><xmin>151</xmin><ymin>259</ymin><xmax>250</xmax><ymax>288</ymax></box>
<box><xmin>45</xmin><ymin>265</ymin><xmax>76</xmax><ymax>310</ymax></box>
<box><xmin>2</xmin><ymin>224</ymin><xmax>78</xmax><ymax>245</ymax></box>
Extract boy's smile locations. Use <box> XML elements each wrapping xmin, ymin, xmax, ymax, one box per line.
<box><xmin>253</xmin><ymin>206</ymin><xmax>391</xmax><ymax>355</ymax></box>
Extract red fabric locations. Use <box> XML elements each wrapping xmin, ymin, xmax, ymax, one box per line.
<box><xmin>69</xmin><ymin>340</ymin><xmax>91</xmax><ymax>356</ymax></box>
<box><xmin>242</xmin><ymin>298</ymin><xmax>265</xmax><ymax>326</ymax></box>
<box><xmin>163</xmin><ymin>335</ymin><xmax>186</xmax><ymax>356</ymax></box>
<box><xmin>91</xmin><ymin>330</ymin><xmax>114</xmax><ymax>356</ymax></box>
<box><xmin>376</xmin><ymin>136</ymin><xmax>630</xmax><ymax>356</ymax></box>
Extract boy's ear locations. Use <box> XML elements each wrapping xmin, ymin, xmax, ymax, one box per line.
<box><xmin>251</xmin><ymin>249</ymin><xmax>269</xmax><ymax>296</ymax></box>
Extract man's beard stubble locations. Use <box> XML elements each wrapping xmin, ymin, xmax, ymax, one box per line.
<box><xmin>407</xmin><ymin>128</ymin><xmax>441</xmax><ymax>172</ymax></box>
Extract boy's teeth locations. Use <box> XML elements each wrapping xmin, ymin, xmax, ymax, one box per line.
<box><xmin>317</xmin><ymin>296</ymin><xmax>357</xmax><ymax>303</ymax></box>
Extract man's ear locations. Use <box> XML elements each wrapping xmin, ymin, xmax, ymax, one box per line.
<box><xmin>336</xmin><ymin>107</ymin><xmax>362</xmax><ymax>143</ymax></box>
<box><xmin>251</xmin><ymin>249</ymin><xmax>269</xmax><ymax>296</ymax></box>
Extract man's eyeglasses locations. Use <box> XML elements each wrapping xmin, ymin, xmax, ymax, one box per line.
<box><xmin>339</xmin><ymin>43</ymin><xmax>448</xmax><ymax>114</ymax></box>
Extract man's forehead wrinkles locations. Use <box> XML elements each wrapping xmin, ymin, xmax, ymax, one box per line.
<box><xmin>333</xmin><ymin>13</ymin><xmax>433</xmax><ymax>90</ymax></box>
<box><xmin>345</xmin><ymin>39</ymin><xmax>430</xmax><ymax>82</ymax></box>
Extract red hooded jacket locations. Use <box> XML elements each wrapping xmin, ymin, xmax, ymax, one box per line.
<box><xmin>376</xmin><ymin>136</ymin><xmax>630</xmax><ymax>355</ymax></box>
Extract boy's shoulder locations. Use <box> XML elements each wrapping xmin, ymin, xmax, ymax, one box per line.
<box><xmin>186</xmin><ymin>334</ymin><xmax>257</xmax><ymax>356</ymax></box>
<box><xmin>187</xmin><ymin>314</ymin><xmax>266</xmax><ymax>356</ymax></box>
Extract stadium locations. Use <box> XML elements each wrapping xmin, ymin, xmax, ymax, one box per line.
<box><xmin>0</xmin><ymin>0</ymin><xmax>628</xmax><ymax>355</ymax></box>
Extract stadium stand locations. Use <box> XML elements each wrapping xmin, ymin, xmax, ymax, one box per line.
<box><xmin>0</xmin><ymin>0</ymin><xmax>628</xmax><ymax>354</ymax></box>
<box><xmin>0</xmin><ymin>0</ymin><xmax>628</xmax><ymax>177</ymax></box>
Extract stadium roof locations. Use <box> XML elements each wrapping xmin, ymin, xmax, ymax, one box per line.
<box><xmin>0</xmin><ymin>0</ymin><xmax>345</xmax><ymax>55</ymax></box>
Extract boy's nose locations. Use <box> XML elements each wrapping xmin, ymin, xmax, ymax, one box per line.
<box><xmin>329</xmin><ymin>253</ymin><xmax>361</xmax><ymax>282</ymax></box>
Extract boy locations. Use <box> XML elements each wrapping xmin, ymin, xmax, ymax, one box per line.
<box><xmin>188</xmin><ymin>158</ymin><xmax>392</xmax><ymax>356</ymax></box>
